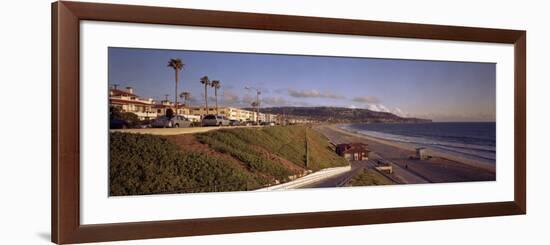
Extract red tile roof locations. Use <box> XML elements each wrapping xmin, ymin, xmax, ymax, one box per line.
<box><xmin>110</xmin><ymin>89</ymin><xmax>136</xmax><ymax>97</ymax></box>
<box><xmin>152</xmin><ymin>104</ymin><xmax>170</xmax><ymax>109</ymax></box>
<box><xmin>110</xmin><ymin>98</ymin><xmax>151</xmax><ymax>106</ymax></box>
<box><xmin>336</xmin><ymin>143</ymin><xmax>369</xmax><ymax>154</ymax></box>
<box><xmin>152</xmin><ymin>103</ymin><xmax>187</xmax><ymax>109</ymax></box>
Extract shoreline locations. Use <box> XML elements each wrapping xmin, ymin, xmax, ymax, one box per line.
<box><xmin>315</xmin><ymin>124</ymin><xmax>495</xmax><ymax>184</ymax></box>
<box><xmin>332</xmin><ymin>124</ymin><xmax>495</xmax><ymax>173</ymax></box>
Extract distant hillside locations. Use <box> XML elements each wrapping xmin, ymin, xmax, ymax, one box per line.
<box><xmin>254</xmin><ymin>106</ymin><xmax>431</xmax><ymax>123</ymax></box>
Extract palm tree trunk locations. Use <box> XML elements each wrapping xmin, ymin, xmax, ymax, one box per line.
<box><xmin>174</xmin><ymin>70</ymin><xmax>179</xmax><ymax>116</ymax></box>
<box><xmin>215</xmin><ymin>88</ymin><xmax>218</xmax><ymax>114</ymax></box>
<box><xmin>204</xmin><ymin>84</ymin><xmax>208</xmax><ymax>114</ymax></box>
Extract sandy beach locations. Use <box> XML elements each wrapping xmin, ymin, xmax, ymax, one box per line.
<box><xmin>315</xmin><ymin>124</ymin><xmax>495</xmax><ymax>184</ymax></box>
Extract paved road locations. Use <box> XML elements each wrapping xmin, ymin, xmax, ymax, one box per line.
<box><xmin>257</xmin><ymin>166</ymin><xmax>352</xmax><ymax>191</ymax></box>
<box><xmin>302</xmin><ymin>160</ymin><xmax>372</xmax><ymax>188</ymax></box>
<box><xmin>110</xmin><ymin>125</ymin><xmax>261</xmax><ymax>135</ymax></box>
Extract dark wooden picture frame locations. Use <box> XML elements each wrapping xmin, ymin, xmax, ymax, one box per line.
<box><xmin>51</xmin><ymin>1</ymin><xmax>526</xmax><ymax>244</ymax></box>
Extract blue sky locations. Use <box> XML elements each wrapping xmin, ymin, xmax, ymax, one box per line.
<box><xmin>108</xmin><ymin>47</ymin><xmax>496</xmax><ymax>122</ymax></box>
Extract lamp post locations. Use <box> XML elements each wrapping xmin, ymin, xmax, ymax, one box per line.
<box><xmin>245</xmin><ymin>86</ymin><xmax>261</xmax><ymax>124</ymax></box>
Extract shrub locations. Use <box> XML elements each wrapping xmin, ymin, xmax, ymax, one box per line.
<box><xmin>109</xmin><ymin>125</ymin><xmax>349</xmax><ymax>196</ymax></box>
<box><xmin>348</xmin><ymin>169</ymin><xmax>394</xmax><ymax>186</ymax></box>
<box><xmin>109</xmin><ymin>132</ymin><xmax>259</xmax><ymax>196</ymax></box>
<box><xmin>165</xmin><ymin>108</ymin><xmax>174</xmax><ymax>118</ymax></box>
<box><xmin>110</xmin><ymin>106</ymin><xmax>141</xmax><ymax>128</ymax></box>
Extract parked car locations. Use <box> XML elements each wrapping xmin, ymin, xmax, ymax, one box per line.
<box><xmin>243</xmin><ymin>120</ymin><xmax>257</xmax><ymax>126</ymax></box>
<box><xmin>202</xmin><ymin>114</ymin><xmax>230</xmax><ymax>126</ymax></box>
<box><xmin>151</xmin><ymin>115</ymin><xmax>193</xmax><ymax>128</ymax></box>
<box><xmin>260</xmin><ymin>121</ymin><xmax>276</xmax><ymax>126</ymax></box>
<box><xmin>110</xmin><ymin>118</ymin><xmax>130</xmax><ymax>129</ymax></box>
<box><xmin>229</xmin><ymin>120</ymin><xmax>241</xmax><ymax>126</ymax></box>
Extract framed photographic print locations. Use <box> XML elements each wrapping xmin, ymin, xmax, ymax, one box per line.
<box><xmin>52</xmin><ymin>1</ymin><xmax>526</xmax><ymax>244</ymax></box>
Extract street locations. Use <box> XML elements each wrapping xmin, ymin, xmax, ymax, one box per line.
<box><xmin>110</xmin><ymin>125</ymin><xmax>261</xmax><ymax>136</ymax></box>
<box><xmin>302</xmin><ymin>160</ymin><xmax>371</xmax><ymax>188</ymax></box>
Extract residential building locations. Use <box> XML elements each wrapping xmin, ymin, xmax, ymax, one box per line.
<box><xmin>287</xmin><ymin>117</ymin><xmax>314</xmax><ymax>124</ymax></box>
<box><xmin>152</xmin><ymin>100</ymin><xmax>189</xmax><ymax>117</ymax></box>
<box><xmin>258</xmin><ymin>113</ymin><xmax>279</xmax><ymax>123</ymax></box>
<box><xmin>188</xmin><ymin>106</ymin><xmax>277</xmax><ymax>122</ymax></box>
<box><xmin>109</xmin><ymin>87</ymin><xmax>194</xmax><ymax>120</ymax></box>
<box><xmin>108</xmin><ymin>87</ymin><xmax>278</xmax><ymax>123</ymax></box>
<box><xmin>335</xmin><ymin>143</ymin><xmax>369</xmax><ymax>161</ymax></box>
<box><xmin>109</xmin><ymin>87</ymin><xmax>157</xmax><ymax>120</ymax></box>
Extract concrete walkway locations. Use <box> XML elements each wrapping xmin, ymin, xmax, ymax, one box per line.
<box><xmin>110</xmin><ymin>125</ymin><xmax>261</xmax><ymax>136</ymax></box>
<box><xmin>256</xmin><ymin>166</ymin><xmax>352</xmax><ymax>191</ymax></box>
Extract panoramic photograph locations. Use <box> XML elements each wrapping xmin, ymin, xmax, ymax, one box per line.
<box><xmin>108</xmin><ymin>47</ymin><xmax>496</xmax><ymax>196</ymax></box>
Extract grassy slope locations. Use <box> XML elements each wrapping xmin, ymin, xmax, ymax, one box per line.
<box><xmin>305</xmin><ymin>127</ymin><xmax>349</xmax><ymax>170</ymax></box>
<box><xmin>196</xmin><ymin>126</ymin><xmax>347</xmax><ymax>171</ymax></box>
<box><xmin>347</xmin><ymin>169</ymin><xmax>394</xmax><ymax>186</ymax></box>
<box><xmin>109</xmin><ymin>132</ymin><xmax>260</xmax><ymax>196</ymax></box>
<box><xmin>110</xmin><ymin>126</ymin><xmax>347</xmax><ymax>196</ymax></box>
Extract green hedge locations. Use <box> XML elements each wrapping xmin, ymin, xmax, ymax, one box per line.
<box><xmin>109</xmin><ymin>132</ymin><xmax>259</xmax><ymax>196</ymax></box>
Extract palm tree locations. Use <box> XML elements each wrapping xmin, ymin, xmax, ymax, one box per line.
<box><xmin>211</xmin><ymin>80</ymin><xmax>221</xmax><ymax>114</ymax></box>
<box><xmin>179</xmin><ymin>91</ymin><xmax>190</xmax><ymax>107</ymax></box>
<box><xmin>200</xmin><ymin>76</ymin><xmax>211</xmax><ymax>115</ymax></box>
<box><xmin>167</xmin><ymin>58</ymin><xmax>184</xmax><ymax>115</ymax></box>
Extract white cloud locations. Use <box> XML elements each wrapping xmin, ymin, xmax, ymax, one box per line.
<box><xmin>364</xmin><ymin>104</ymin><xmax>411</xmax><ymax>118</ymax></box>
<box><xmin>287</xmin><ymin>89</ymin><xmax>344</xmax><ymax>99</ymax></box>
<box><xmin>352</xmin><ymin>96</ymin><xmax>381</xmax><ymax>104</ymax></box>
<box><xmin>366</xmin><ymin>104</ymin><xmax>390</xmax><ymax>113</ymax></box>
<box><xmin>262</xmin><ymin>96</ymin><xmax>289</xmax><ymax>106</ymax></box>
<box><xmin>222</xmin><ymin>90</ymin><xmax>240</xmax><ymax>105</ymax></box>
<box><xmin>392</xmin><ymin>107</ymin><xmax>409</xmax><ymax>117</ymax></box>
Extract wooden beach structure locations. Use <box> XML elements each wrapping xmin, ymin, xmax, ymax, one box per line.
<box><xmin>335</xmin><ymin>143</ymin><xmax>370</xmax><ymax>161</ymax></box>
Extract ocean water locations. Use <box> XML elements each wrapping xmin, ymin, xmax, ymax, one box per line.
<box><xmin>341</xmin><ymin>122</ymin><xmax>496</xmax><ymax>164</ymax></box>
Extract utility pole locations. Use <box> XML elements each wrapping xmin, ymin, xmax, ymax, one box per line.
<box><xmin>245</xmin><ymin>86</ymin><xmax>261</xmax><ymax>124</ymax></box>
<box><xmin>305</xmin><ymin>127</ymin><xmax>309</xmax><ymax>168</ymax></box>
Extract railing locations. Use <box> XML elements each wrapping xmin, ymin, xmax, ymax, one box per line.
<box><xmin>335</xmin><ymin>167</ymin><xmax>362</xmax><ymax>187</ymax></box>
<box><xmin>134</xmin><ymin>111</ymin><xmax>158</xmax><ymax>119</ymax></box>
<box><xmin>257</xmin><ymin>166</ymin><xmax>352</xmax><ymax>191</ymax></box>
<box><xmin>152</xmin><ymin>181</ymin><xmax>262</xmax><ymax>195</ymax></box>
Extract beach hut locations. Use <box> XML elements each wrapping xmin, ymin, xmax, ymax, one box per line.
<box><xmin>416</xmin><ymin>147</ymin><xmax>428</xmax><ymax>160</ymax></box>
<box><xmin>336</xmin><ymin>143</ymin><xmax>369</xmax><ymax>161</ymax></box>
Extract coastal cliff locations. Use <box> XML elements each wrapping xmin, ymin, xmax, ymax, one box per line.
<box><xmin>256</xmin><ymin>106</ymin><xmax>432</xmax><ymax>123</ymax></box>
